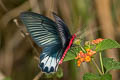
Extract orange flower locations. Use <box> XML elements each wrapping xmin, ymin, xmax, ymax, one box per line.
<box><xmin>79</xmin><ymin>51</ymin><xmax>85</xmax><ymax>57</ymax></box>
<box><xmin>80</xmin><ymin>58</ymin><xmax>85</xmax><ymax>62</ymax></box>
<box><xmin>75</xmin><ymin>49</ymin><xmax>96</xmax><ymax>67</ymax></box>
<box><xmin>77</xmin><ymin>63</ymin><xmax>81</xmax><ymax>67</ymax></box>
<box><xmin>77</xmin><ymin>59</ymin><xmax>81</xmax><ymax>64</ymax></box>
<box><xmin>77</xmin><ymin>59</ymin><xmax>81</xmax><ymax>67</ymax></box>
<box><xmin>87</xmin><ymin>52</ymin><xmax>93</xmax><ymax>56</ymax></box>
<box><xmin>92</xmin><ymin>38</ymin><xmax>104</xmax><ymax>44</ymax></box>
<box><xmin>86</xmin><ymin>48</ymin><xmax>90</xmax><ymax>52</ymax></box>
<box><xmin>86</xmin><ymin>48</ymin><xmax>96</xmax><ymax>56</ymax></box>
<box><xmin>85</xmin><ymin>56</ymin><xmax>91</xmax><ymax>62</ymax></box>
<box><xmin>87</xmin><ymin>51</ymin><xmax>96</xmax><ymax>56</ymax></box>
<box><xmin>75</xmin><ymin>56</ymin><xmax>79</xmax><ymax>59</ymax></box>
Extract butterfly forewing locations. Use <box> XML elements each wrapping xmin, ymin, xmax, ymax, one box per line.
<box><xmin>20</xmin><ymin>12</ymin><xmax>62</xmax><ymax>47</ymax></box>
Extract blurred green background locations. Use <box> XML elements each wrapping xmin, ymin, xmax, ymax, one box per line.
<box><xmin>0</xmin><ymin>0</ymin><xmax>120</xmax><ymax>80</ymax></box>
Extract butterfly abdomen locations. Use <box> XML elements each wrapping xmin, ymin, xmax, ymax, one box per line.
<box><xmin>59</xmin><ymin>34</ymin><xmax>76</xmax><ymax>64</ymax></box>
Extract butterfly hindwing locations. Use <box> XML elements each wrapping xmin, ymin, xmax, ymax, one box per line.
<box><xmin>39</xmin><ymin>44</ymin><xmax>63</xmax><ymax>73</ymax></box>
<box><xmin>52</xmin><ymin>12</ymin><xmax>71</xmax><ymax>47</ymax></box>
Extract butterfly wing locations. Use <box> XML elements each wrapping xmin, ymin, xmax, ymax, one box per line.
<box><xmin>52</xmin><ymin>12</ymin><xmax>71</xmax><ymax>47</ymax></box>
<box><xmin>20</xmin><ymin>12</ymin><xmax>63</xmax><ymax>73</ymax></box>
<box><xmin>40</xmin><ymin>45</ymin><xmax>64</xmax><ymax>73</ymax></box>
<box><xmin>20</xmin><ymin>12</ymin><xmax>61</xmax><ymax>47</ymax></box>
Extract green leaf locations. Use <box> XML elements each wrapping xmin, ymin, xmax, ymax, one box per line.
<box><xmin>44</xmin><ymin>73</ymin><xmax>54</xmax><ymax>78</ymax></box>
<box><xmin>56</xmin><ymin>67</ymin><xmax>63</xmax><ymax>78</ymax></box>
<box><xmin>100</xmin><ymin>74</ymin><xmax>112</xmax><ymax>80</ymax></box>
<box><xmin>103</xmin><ymin>58</ymin><xmax>120</xmax><ymax>73</ymax></box>
<box><xmin>83</xmin><ymin>73</ymin><xmax>100</xmax><ymax>80</ymax></box>
<box><xmin>44</xmin><ymin>67</ymin><xmax>63</xmax><ymax>78</ymax></box>
<box><xmin>3</xmin><ymin>77</ymin><xmax>12</xmax><ymax>80</ymax></box>
<box><xmin>83</xmin><ymin>73</ymin><xmax>112</xmax><ymax>80</ymax></box>
<box><xmin>96</xmin><ymin>39</ymin><xmax>120</xmax><ymax>52</ymax></box>
<box><xmin>63</xmin><ymin>51</ymin><xmax>76</xmax><ymax>62</ymax></box>
<box><xmin>63</xmin><ymin>46</ymin><xmax>81</xmax><ymax>62</ymax></box>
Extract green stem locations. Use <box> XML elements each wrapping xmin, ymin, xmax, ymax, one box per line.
<box><xmin>99</xmin><ymin>52</ymin><xmax>104</xmax><ymax>74</ymax></box>
<box><xmin>92</xmin><ymin>59</ymin><xmax>103</xmax><ymax>75</ymax></box>
<box><xmin>79</xmin><ymin>44</ymin><xmax>86</xmax><ymax>53</ymax></box>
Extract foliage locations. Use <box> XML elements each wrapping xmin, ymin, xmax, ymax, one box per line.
<box><xmin>103</xmin><ymin>58</ymin><xmax>120</xmax><ymax>73</ymax></box>
<box><xmin>63</xmin><ymin>38</ymin><xmax>120</xmax><ymax>80</ymax></box>
<box><xmin>44</xmin><ymin>67</ymin><xmax>63</xmax><ymax>79</ymax></box>
<box><xmin>3</xmin><ymin>77</ymin><xmax>12</xmax><ymax>80</ymax></box>
<box><xmin>83</xmin><ymin>73</ymin><xmax>112</xmax><ymax>80</ymax></box>
<box><xmin>63</xmin><ymin>46</ymin><xmax>81</xmax><ymax>62</ymax></box>
<box><xmin>96</xmin><ymin>39</ymin><xmax>120</xmax><ymax>52</ymax></box>
<box><xmin>64</xmin><ymin>39</ymin><xmax>120</xmax><ymax>62</ymax></box>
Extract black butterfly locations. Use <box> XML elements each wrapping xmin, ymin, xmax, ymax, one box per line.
<box><xmin>20</xmin><ymin>12</ymin><xmax>76</xmax><ymax>73</ymax></box>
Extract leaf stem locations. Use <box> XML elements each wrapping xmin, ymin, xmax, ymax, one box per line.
<box><xmin>92</xmin><ymin>59</ymin><xmax>103</xmax><ymax>75</ymax></box>
<box><xmin>99</xmin><ymin>52</ymin><xmax>104</xmax><ymax>74</ymax></box>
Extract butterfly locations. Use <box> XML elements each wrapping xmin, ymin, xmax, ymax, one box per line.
<box><xmin>20</xmin><ymin>12</ymin><xmax>76</xmax><ymax>73</ymax></box>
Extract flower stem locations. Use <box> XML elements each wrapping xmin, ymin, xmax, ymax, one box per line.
<box><xmin>79</xmin><ymin>44</ymin><xmax>86</xmax><ymax>53</ymax></box>
<box><xmin>99</xmin><ymin>52</ymin><xmax>104</xmax><ymax>74</ymax></box>
<box><xmin>92</xmin><ymin>59</ymin><xmax>103</xmax><ymax>75</ymax></box>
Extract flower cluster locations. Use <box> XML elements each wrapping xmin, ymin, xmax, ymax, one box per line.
<box><xmin>75</xmin><ymin>49</ymin><xmax>96</xmax><ymax>67</ymax></box>
<box><xmin>74</xmin><ymin>39</ymin><xmax>81</xmax><ymax>45</ymax></box>
<box><xmin>92</xmin><ymin>38</ymin><xmax>104</xmax><ymax>44</ymax></box>
<box><xmin>74</xmin><ymin>38</ymin><xmax>104</xmax><ymax>67</ymax></box>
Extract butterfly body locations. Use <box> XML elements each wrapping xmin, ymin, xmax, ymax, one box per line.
<box><xmin>59</xmin><ymin>34</ymin><xmax>76</xmax><ymax>64</ymax></box>
<box><xmin>20</xmin><ymin>12</ymin><xmax>75</xmax><ymax>73</ymax></box>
